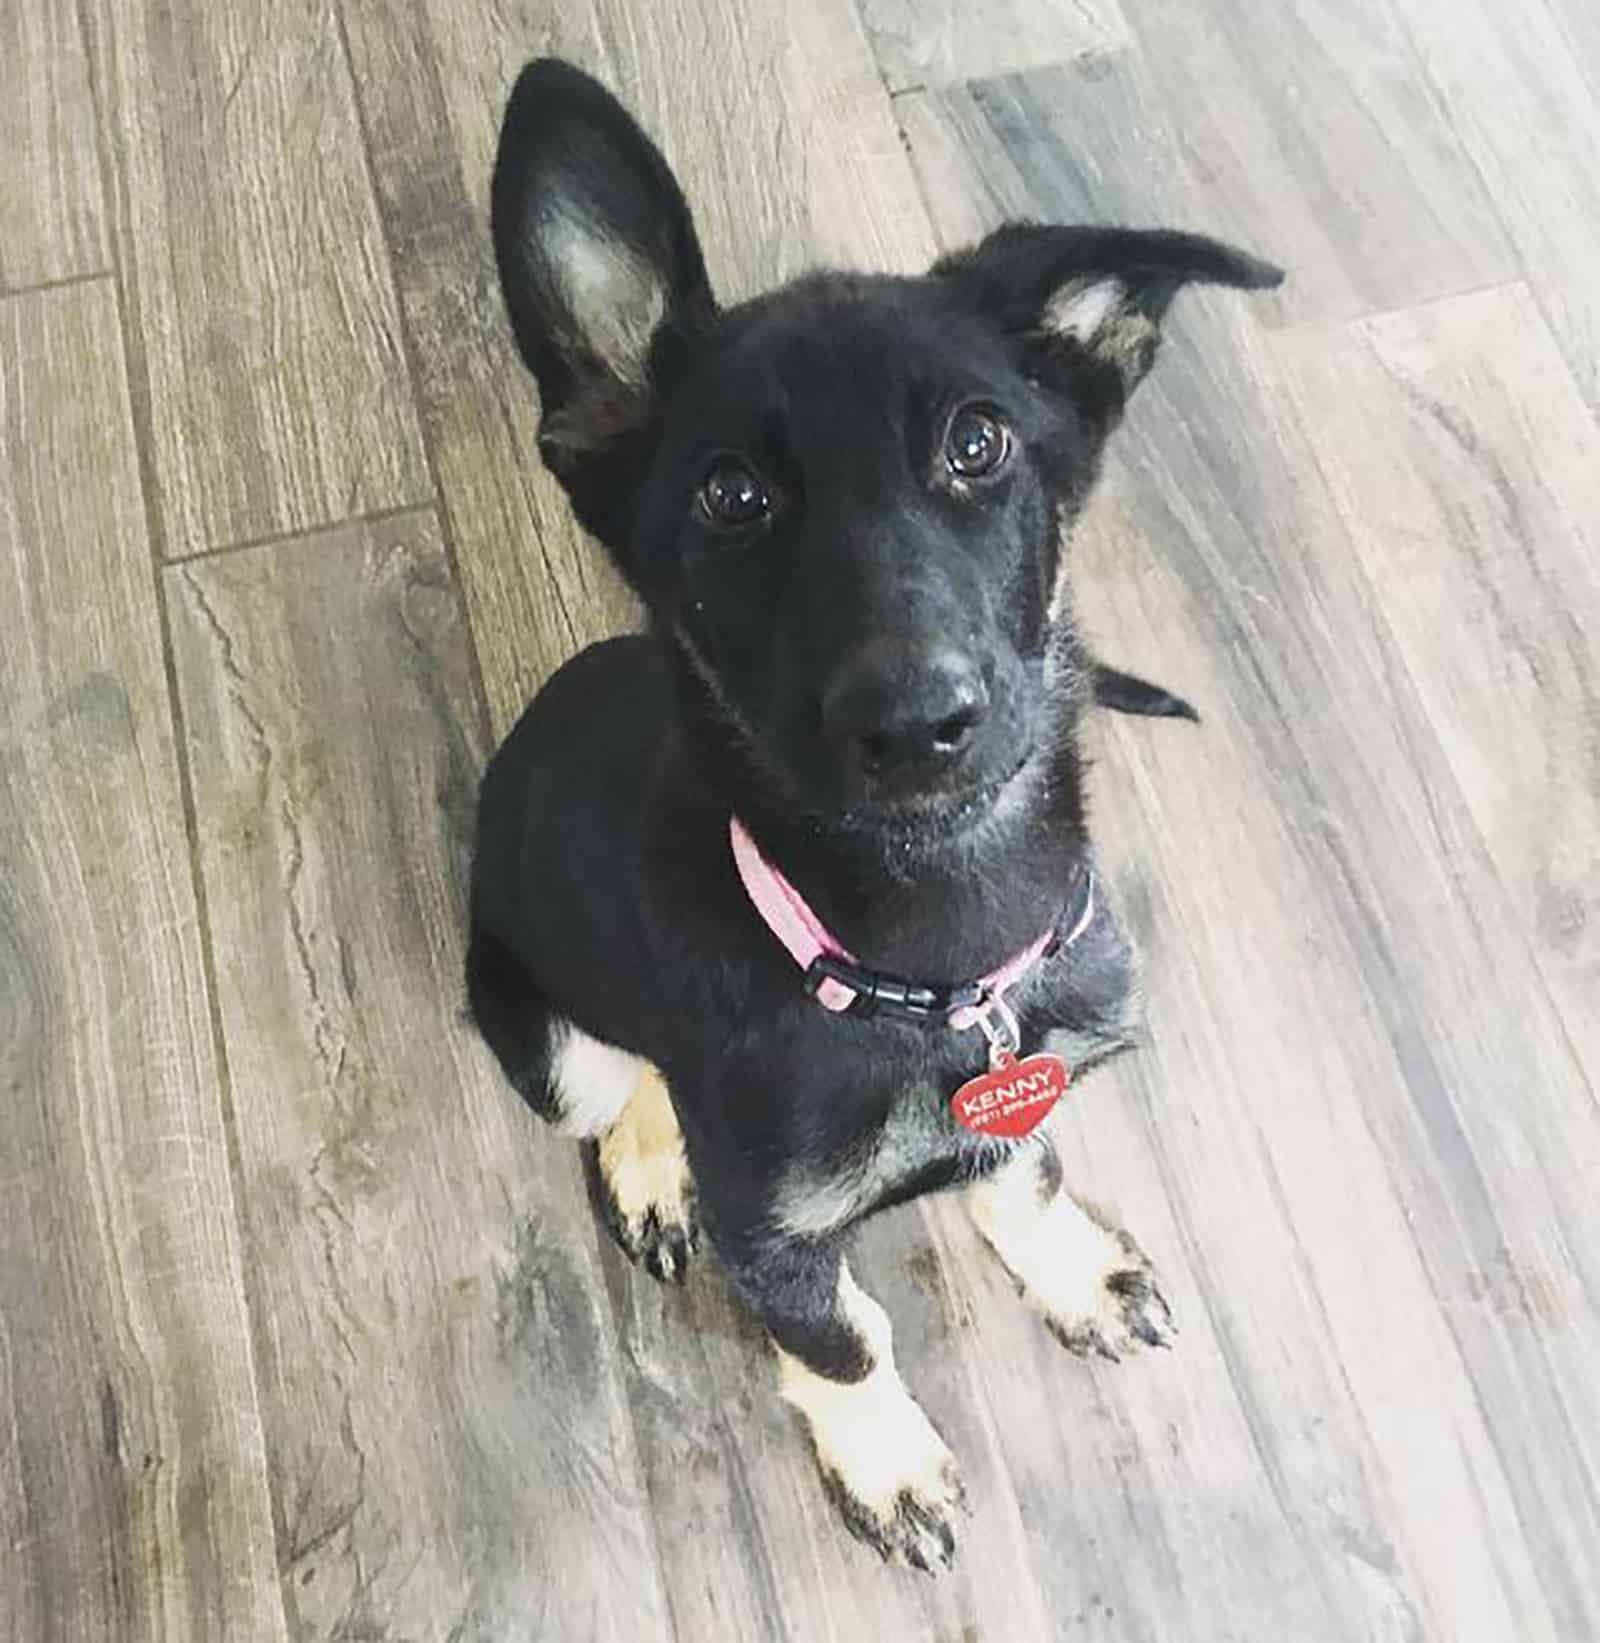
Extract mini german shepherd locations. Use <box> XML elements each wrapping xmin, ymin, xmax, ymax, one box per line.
<box><xmin>469</xmin><ymin>59</ymin><xmax>1280</xmax><ymax>1570</ymax></box>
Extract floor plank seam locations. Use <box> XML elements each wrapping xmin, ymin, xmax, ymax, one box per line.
<box><xmin>0</xmin><ymin>267</ymin><xmax>115</xmax><ymax>302</ymax></box>
<box><xmin>162</xmin><ymin>497</ymin><xmax>440</xmax><ymax>568</ymax></box>
<box><xmin>1269</xmin><ymin>274</ymin><xmax>1531</xmax><ymax>338</ymax></box>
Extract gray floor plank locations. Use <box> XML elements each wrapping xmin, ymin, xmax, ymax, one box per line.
<box><xmin>0</xmin><ymin>282</ymin><xmax>286</xmax><ymax>1643</ymax></box>
<box><xmin>901</xmin><ymin>52</ymin><xmax>1600</xmax><ymax>1640</ymax></box>
<box><xmin>0</xmin><ymin>0</ymin><xmax>107</xmax><ymax>289</ymax></box>
<box><xmin>1070</xmin><ymin>532</ymin><xmax>1579</xmax><ymax>1643</ymax></box>
<box><xmin>1546</xmin><ymin>0</ymin><xmax>1600</xmax><ymax>98</ymax></box>
<box><xmin>1274</xmin><ymin>283</ymin><xmax>1600</xmax><ymax>1084</ymax></box>
<box><xmin>1397</xmin><ymin>0</ymin><xmax>1600</xmax><ymax>413</ymax></box>
<box><xmin>904</xmin><ymin>0</ymin><xmax>1512</xmax><ymax>329</ymax></box>
<box><xmin>164</xmin><ymin>512</ymin><xmax>676</xmax><ymax>1641</ymax></box>
<box><xmin>77</xmin><ymin>0</ymin><xmax>429</xmax><ymax>557</ymax></box>
<box><xmin>857</xmin><ymin>0</ymin><xmax>1127</xmax><ymax>92</ymax></box>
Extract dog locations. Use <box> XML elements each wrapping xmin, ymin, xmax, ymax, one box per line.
<box><xmin>467</xmin><ymin>58</ymin><xmax>1280</xmax><ymax>1570</ymax></box>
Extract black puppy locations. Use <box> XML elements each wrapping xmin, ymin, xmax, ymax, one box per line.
<box><xmin>469</xmin><ymin>59</ymin><xmax>1279</xmax><ymax>1570</ymax></box>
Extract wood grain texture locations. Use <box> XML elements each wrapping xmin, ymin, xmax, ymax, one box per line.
<box><xmin>0</xmin><ymin>282</ymin><xmax>285</xmax><ymax>1642</ymax></box>
<box><xmin>77</xmin><ymin>0</ymin><xmax>428</xmax><ymax>558</ymax></box>
<box><xmin>938</xmin><ymin>0</ymin><xmax>1514</xmax><ymax>327</ymax></box>
<box><xmin>0</xmin><ymin>0</ymin><xmax>108</xmax><ymax>289</ymax></box>
<box><xmin>8</xmin><ymin>1</ymin><xmax>1599</xmax><ymax>1635</ymax></box>
<box><xmin>901</xmin><ymin>55</ymin><xmax>1600</xmax><ymax>1640</ymax></box>
<box><xmin>340</xmin><ymin>0</ymin><xmax>937</xmax><ymax>735</ymax></box>
<box><xmin>1089</xmin><ymin>316</ymin><xmax>1600</xmax><ymax>1643</ymax></box>
<box><xmin>1546</xmin><ymin>0</ymin><xmax>1600</xmax><ymax>99</ymax></box>
<box><xmin>857</xmin><ymin>0</ymin><xmax>1128</xmax><ymax>92</ymax></box>
<box><xmin>1274</xmin><ymin>285</ymin><xmax>1600</xmax><ymax>1080</ymax></box>
<box><xmin>165</xmin><ymin>512</ymin><xmax>675</xmax><ymax>1641</ymax></box>
<box><xmin>1395</xmin><ymin>0</ymin><xmax>1600</xmax><ymax>414</ymax></box>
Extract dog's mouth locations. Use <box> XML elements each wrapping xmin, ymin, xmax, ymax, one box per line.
<box><xmin>819</xmin><ymin>745</ymin><xmax>1036</xmax><ymax>844</ymax></box>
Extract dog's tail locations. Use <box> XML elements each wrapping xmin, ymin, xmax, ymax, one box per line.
<box><xmin>1092</xmin><ymin>664</ymin><xmax>1200</xmax><ymax>724</ymax></box>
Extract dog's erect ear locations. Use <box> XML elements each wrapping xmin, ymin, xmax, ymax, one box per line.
<box><xmin>937</xmin><ymin>226</ymin><xmax>1281</xmax><ymax>429</ymax></box>
<box><xmin>492</xmin><ymin>60</ymin><xmax>715</xmax><ymax>549</ymax></box>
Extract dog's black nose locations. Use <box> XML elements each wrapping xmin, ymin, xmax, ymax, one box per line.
<box><xmin>822</xmin><ymin>642</ymin><xmax>989</xmax><ymax>780</ymax></box>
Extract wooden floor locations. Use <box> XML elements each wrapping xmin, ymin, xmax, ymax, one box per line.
<box><xmin>4</xmin><ymin>0</ymin><xmax>1598</xmax><ymax>1637</ymax></box>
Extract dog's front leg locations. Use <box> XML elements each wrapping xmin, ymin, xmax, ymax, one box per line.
<box><xmin>724</xmin><ymin>1236</ymin><xmax>965</xmax><ymax>1570</ymax></box>
<box><xmin>965</xmin><ymin>1135</ymin><xmax>1176</xmax><ymax>1359</ymax></box>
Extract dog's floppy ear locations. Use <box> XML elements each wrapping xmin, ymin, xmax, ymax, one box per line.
<box><xmin>937</xmin><ymin>226</ymin><xmax>1281</xmax><ymax>430</ymax></box>
<box><xmin>492</xmin><ymin>59</ymin><xmax>715</xmax><ymax>552</ymax></box>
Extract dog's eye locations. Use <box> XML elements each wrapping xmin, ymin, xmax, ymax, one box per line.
<box><xmin>697</xmin><ymin>457</ymin><xmax>770</xmax><ymax>528</ymax></box>
<box><xmin>945</xmin><ymin>405</ymin><xmax>1011</xmax><ymax>480</ymax></box>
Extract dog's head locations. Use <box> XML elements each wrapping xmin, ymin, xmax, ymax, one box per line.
<box><xmin>492</xmin><ymin>61</ymin><xmax>1279</xmax><ymax>834</ymax></box>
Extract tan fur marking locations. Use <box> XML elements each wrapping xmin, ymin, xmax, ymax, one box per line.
<box><xmin>598</xmin><ymin>1065</ymin><xmax>695</xmax><ymax>1277</ymax></box>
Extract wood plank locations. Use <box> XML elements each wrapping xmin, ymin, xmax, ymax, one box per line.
<box><xmin>901</xmin><ymin>54</ymin><xmax>1600</xmax><ymax>1640</ymax></box>
<box><xmin>1396</xmin><ymin>0</ymin><xmax>1600</xmax><ymax>412</ymax></box>
<box><xmin>341</xmin><ymin>0</ymin><xmax>937</xmax><ymax>735</ymax></box>
<box><xmin>1109</xmin><ymin>295</ymin><xmax>1600</xmax><ymax>1643</ymax></box>
<box><xmin>1547</xmin><ymin>0</ymin><xmax>1600</xmax><ymax>99</ymax></box>
<box><xmin>1274</xmin><ymin>284</ymin><xmax>1600</xmax><ymax>1081</ymax></box>
<box><xmin>900</xmin><ymin>0</ymin><xmax>1512</xmax><ymax>328</ymax></box>
<box><xmin>0</xmin><ymin>282</ymin><xmax>285</xmax><ymax>1641</ymax></box>
<box><xmin>77</xmin><ymin>0</ymin><xmax>428</xmax><ymax>557</ymax></box>
<box><xmin>857</xmin><ymin>0</ymin><xmax>1127</xmax><ymax>93</ymax></box>
<box><xmin>0</xmin><ymin>0</ymin><xmax>108</xmax><ymax>289</ymax></box>
<box><xmin>1063</xmin><ymin>516</ymin><xmax>1582</xmax><ymax>1643</ymax></box>
<box><xmin>165</xmin><ymin>512</ymin><xmax>676</xmax><ymax>1641</ymax></box>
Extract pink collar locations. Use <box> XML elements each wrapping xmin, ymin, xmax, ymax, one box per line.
<box><xmin>728</xmin><ymin>816</ymin><xmax>1095</xmax><ymax>1037</ymax></box>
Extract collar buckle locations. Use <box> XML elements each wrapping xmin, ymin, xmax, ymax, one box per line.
<box><xmin>802</xmin><ymin>953</ymin><xmax>986</xmax><ymax>1021</ymax></box>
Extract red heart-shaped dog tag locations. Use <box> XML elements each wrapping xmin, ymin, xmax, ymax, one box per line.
<box><xmin>950</xmin><ymin>1052</ymin><xmax>1070</xmax><ymax>1138</ymax></box>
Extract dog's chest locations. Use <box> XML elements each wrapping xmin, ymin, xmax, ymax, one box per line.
<box><xmin>769</xmin><ymin>1065</ymin><xmax>1011</xmax><ymax>1240</ymax></box>
<box><xmin>766</xmin><ymin>912</ymin><xmax>1141</xmax><ymax>1240</ymax></box>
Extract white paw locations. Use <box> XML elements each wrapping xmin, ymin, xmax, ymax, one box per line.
<box><xmin>775</xmin><ymin>1268</ymin><xmax>966</xmax><ymax>1572</ymax></box>
<box><xmin>1038</xmin><ymin>1226</ymin><xmax>1176</xmax><ymax>1361</ymax></box>
<box><xmin>969</xmin><ymin>1155</ymin><xmax>1176</xmax><ymax>1361</ymax></box>
<box><xmin>780</xmin><ymin>1349</ymin><xmax>966</xmax><ymax>1571</ymax></box>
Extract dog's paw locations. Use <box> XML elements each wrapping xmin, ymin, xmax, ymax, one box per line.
<box><xmin>1043</xmin><ymin>1228</ymin><xmax>1176</xmax><ymax>1362</ymax></box>
<box><xmin>780</xmin><ymin>1347</ymin><xmax>967</xmax><ymax>1572</ymax></box>
<box><xmin>823</xmin><ymin>1447</ymin><xmax>966</xmax><ymax>1574</ymax></box>
<box><xmin>595</xmin><ymin>1067</ymin><xmax>699</xmax><ymax>1283</ymax></box>
<box><xmin>813</xmin><ymin>1393</ymin><xmax>967</xmax><ymax>1573</ymax></box>
<box><xmin>968</xmin><ymin>1156</ymin><xmax>1177</xmax><ymax>1363</ymax></box>
<box><xmin>775</xmin><ymin>1268</ymin><xmax>967</xmax><ymax>1573</ymax></box>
